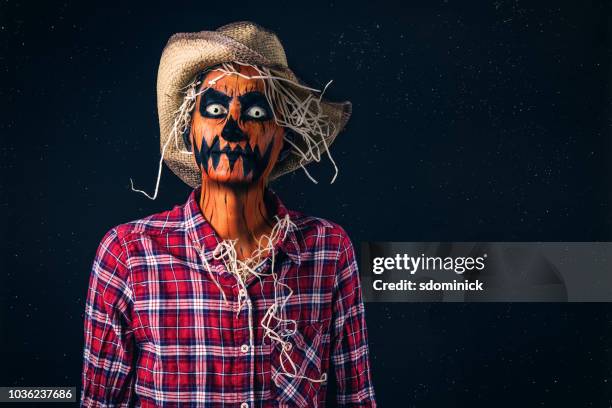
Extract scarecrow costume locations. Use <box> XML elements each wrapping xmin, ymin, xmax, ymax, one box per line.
<box><xmin>81</xmin><ymin>22</ymin><xmax>376</xmax><ymax>407</ymax></box>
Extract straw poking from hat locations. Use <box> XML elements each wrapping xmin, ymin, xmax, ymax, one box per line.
<box><xmin>130</xmin><ymin>61</ymin><xmax>339</xmax><ymax>200</ymax></box>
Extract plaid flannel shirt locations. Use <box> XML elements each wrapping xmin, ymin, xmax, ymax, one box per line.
<box><xmin>81</xmin><ymin>187</ymin><xmax>377</xmax><ymax>407</ymax></box>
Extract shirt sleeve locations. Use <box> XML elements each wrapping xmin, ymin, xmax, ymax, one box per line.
<box><xmin>81</xmin><ymin>228</ymin><xmax>136</xmax><ymax>407</ymax></box>
<box><xmin>331</xmin><ymin>232</ymin><xmax>377</xmax><ymax>407</ymax></box>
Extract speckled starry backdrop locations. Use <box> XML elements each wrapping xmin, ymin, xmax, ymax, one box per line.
<box><xmin>1</xmin><ymin>1</ymin><xmax>611</xmax><ymax>406</ymax></box>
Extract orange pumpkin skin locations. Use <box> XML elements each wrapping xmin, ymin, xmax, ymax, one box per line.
<box><xmin>190</xmin><ymin>65</ymin><xmax>285</xmax><ymax>185</ymax></box>
<box><xmin>188</xmin><ymin>64</ymin><xmax>285</xmax><ymax>260</ymax></box>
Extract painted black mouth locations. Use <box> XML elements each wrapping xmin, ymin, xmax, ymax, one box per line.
<box><xmin>195</xmin><ymin>135</ymin><xmax>274</xmax><ymax>181</ymax></box>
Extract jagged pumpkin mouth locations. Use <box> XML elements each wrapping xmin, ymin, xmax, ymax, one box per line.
<box><xmin>195</xmin><ymin>135</ymin><xmax>274</xmax><ymax>180</ymax></box>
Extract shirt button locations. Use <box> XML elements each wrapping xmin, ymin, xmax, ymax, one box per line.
<box><xmin>283</xmin><ymin>342</ymin><xmax>292</xmax><ymax>351</ymax></box>
<box><xmin>238</xmin><ymin>289</ymin><xmax>247</xmax><ymax>297</ymax></box>
<box><xmin>240</xmin><ymin>403</ymin><xmax>249</xmax><ymax>408</ymax></box>
<box><xmin>240</xmin><ymin>344</ymin><xmax>249</xmax><ymax>353</ymax></box>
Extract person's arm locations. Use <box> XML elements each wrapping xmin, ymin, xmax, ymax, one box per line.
<box><xmin>331</xmin><ymin>232</ymin><xmax>377</xmax><ymax>407</ymax></box>
<box><xmin>81</xmin><ymin>228</ymin><xmax>136</xmax><ymax>407</ymax></box>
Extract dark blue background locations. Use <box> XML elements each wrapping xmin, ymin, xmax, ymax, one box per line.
<box><xmin>1</xmin><ymin>0</ymin><xmax>611</xmax><ymax>406</ymax></box>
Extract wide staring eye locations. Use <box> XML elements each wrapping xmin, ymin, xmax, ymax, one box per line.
<box><xmin>205</xmin><ymin>103</ymin><xmax>228</xmax><ymax>117</ymax></box>
<box><xmin>245</xmin><ymin>105</ymin><xmax>268</xmax><ymax>119</ymax></box>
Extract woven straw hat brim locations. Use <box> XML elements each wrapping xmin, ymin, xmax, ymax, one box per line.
<box><xmin>157</xmin><ymin>22</ymin><xmax>351</xmax><ymax>188</ymax></box>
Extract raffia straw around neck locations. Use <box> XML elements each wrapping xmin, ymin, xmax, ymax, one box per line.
<box><xmin>197</xmin><ymin>212</ymin><xmax>328</xmax><ymax>385</ymax></box>
<box><xmin>211</xmin><ymin>212</ymin><xmax>294</xmax><ymax>292</ymax></box>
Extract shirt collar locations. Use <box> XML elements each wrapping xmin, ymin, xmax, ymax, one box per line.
<box><xmin>183</xmin><ymin>186</ymin><xmax>301</xmax><ymax>266</ymax></box>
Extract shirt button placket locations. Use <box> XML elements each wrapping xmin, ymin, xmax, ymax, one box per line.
<box><xmin>235</xmin><ymin>285</ymin><xmax>254</xmax><ymax>407</ymax></box>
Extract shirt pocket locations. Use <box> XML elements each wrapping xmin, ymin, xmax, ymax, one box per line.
<box><xmin>269</xmin><ymin>321</ymin><xmax>327</xmax><ymax>407</ymax></box>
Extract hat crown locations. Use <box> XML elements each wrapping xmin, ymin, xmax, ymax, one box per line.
<box><xmin>216</xmin><ymin>21</ymin><xmax>288</xmax><ymax>67</ymax></box>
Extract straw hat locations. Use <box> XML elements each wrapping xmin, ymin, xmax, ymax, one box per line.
<box><xmin>157</xmin><ymin>21</ymin><xmax>352</xmax><ymax>188</ymax></box>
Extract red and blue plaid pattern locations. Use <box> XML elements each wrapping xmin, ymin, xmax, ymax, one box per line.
<box><xmin>81</xmin><ymin>187</ymin><xmax>377</xmax><ymax>407</ymax></box>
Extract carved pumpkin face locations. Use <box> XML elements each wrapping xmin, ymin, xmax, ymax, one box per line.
<box><xmin>188</xmin><ymin>64</ymin><xmax>285</xmax><ymax>185</ymax></box>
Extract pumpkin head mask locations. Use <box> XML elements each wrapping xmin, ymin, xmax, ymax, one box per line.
<box><xmin>187</xmin><ymin>64</ymin><xmax>287</xmax><ymax>185</ymax></box>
